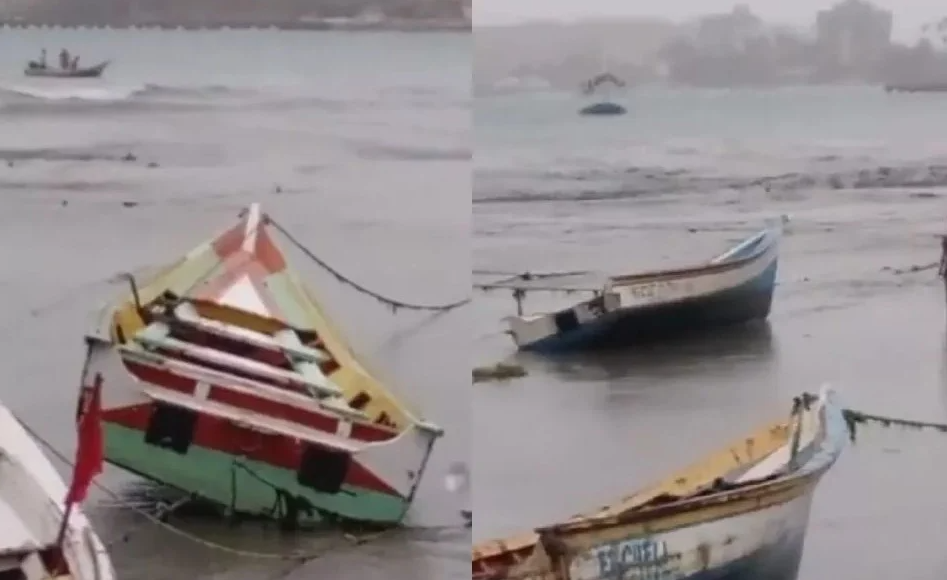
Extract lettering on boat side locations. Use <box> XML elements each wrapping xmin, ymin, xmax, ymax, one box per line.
<box><xmin>579</xmin><ymin>537</ymin><xmax>679</xmax><ymax>580</ymax></box>
<box><xmin>626</xmin><ymin>281</ymin><xmax>674</xmax><ymax>300</ymax></box>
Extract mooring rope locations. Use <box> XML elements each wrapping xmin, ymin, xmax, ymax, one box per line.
<box><xmin>841</xmin><ymin>408</ymin><xmax>947</xmax><ymax>443</ymax></box>
<box><xmin>268</xmin><ymin>218</ymin><xmax>469</xmax><ymax>313</ymax></box>
<box><xmin>17</xmin><ymin>417</ymin><xmax>397</xmax><ymax>563</ymax></box>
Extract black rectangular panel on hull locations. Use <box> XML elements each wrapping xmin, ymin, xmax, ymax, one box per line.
<box><xmin>297</xmin><ymin>445</ymin><xmax>352</xmax><ymax>494</ymax></box>
<box><xmin>145</xmin><ymin>402</ymin><xmax>198</xmax><ymax>454</ymax></box>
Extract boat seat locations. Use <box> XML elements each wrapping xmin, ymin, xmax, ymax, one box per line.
<box><xmin>274</xmin><ymin>329</ymin><xmax>341</xmax><ymax>399</ymax></box>
<box><xmin>119</xmin><ymin>344</ymin><xmax>367</xmax><ymax>423</ymax></box>
<box><xmin>143</xmin><ymin>386</ymin><xmax>363</xmax><ymax>453</ymax></box>
<box><xmin>171</xmin><ymin>302</ymin><xmax>330</xmax><ymax>364</ymax></box>
<box><xmin>132</xmin><ymin>323</ymin><xmax>342</xmax><ymax>398</ymax></box>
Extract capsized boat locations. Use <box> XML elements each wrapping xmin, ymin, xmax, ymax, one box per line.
<box><xmin>473</xmin><ymin>386</ymin><xmax>846</xmax><ymax>580</ymax></box>
<box><xmin>499</xmin><ymin>219</ymin><xmax>783</xmax><ymax>353</ymax></box>
<box><xmin>77</xmin><ymin>203</ymin><xmax>443</xmax><ymax>528</ymax></box>
<box><xmin>24</xmin><ymin>61</ymin><xmax>109</xmax><ymax>78</ymax></box>
<box><xmin>0</xmin><ymin>400</ymin><xmax>115</xmax><ymax>579</ymax></box>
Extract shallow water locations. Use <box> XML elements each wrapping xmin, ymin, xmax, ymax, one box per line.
<box><xmin>0</xmin><ymin>29</ymin><xmax>470</xmax><ymax>580</ymax></box>
<box><xmin>474</xmin><ymin>87</ymin><xmax>947</xmax><ymax>579</ymax></box>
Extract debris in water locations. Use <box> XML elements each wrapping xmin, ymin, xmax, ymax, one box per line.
<box><xmin>473</xmin><ymin>362</ymin><xmax>527</xmax><ymax>383</ymax></box>
<box><xmin>122</xmin><ymin>201</ymin><xmax>138</xmax><ymax>208</ymax></box>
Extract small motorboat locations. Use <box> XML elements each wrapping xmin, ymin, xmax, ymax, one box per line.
<box><xmin>473</xmin><ymin>386</ymin><xmax>847</xmax><ymax>580</ymax></box>
<box><xmin>485</xmin><ymin>218</ymin><xmax>784</xmax><ymax>353</ymax></box>
<box><xmin>578</xmin><ymin>101</ymin><xmax>627</xmax><ymax>116</ymax></box>
<box><xmin>77</xmin><ymin>203</ymin><xmax>444</xmax><ymax>528</ymax></box>
<box><xmin>0</xmin><ymin>397</ymin><xmax>115</xmax><ymax>579</ymax></box>
<box><xmin>24</xmin><ymin>61</ymin><xmax>109</xmax><ymax>79</ymax></box>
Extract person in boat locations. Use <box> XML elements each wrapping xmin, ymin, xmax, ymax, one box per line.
<box><xmin>59</xmin><ymin>48</ymin><xmax>70</xmax><ymax>70</ymax></box>
<box><xmin>28</xmin><ymin>49</ymin><xmax>47</xmax><ymax>70</ymax></box>
<box><xmin>71</xmin><ymin>56</ymin><xmax>80</xmax><ymax>71</ymax></box>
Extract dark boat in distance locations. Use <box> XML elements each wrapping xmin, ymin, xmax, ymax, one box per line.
<box><xmin>579</xmin><ymin>72</ymin><xmax>626</xmax><ymax>116</ymax></box>
<box><xmin>24</xmin><ymin>60</ymin><xmax>109</xmax><ymax>78</ymax></box>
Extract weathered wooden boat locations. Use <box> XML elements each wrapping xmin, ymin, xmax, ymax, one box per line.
<box><xmin>0</xmin><ymin>399</ymin><xmax>115</xmax><ymax>579</ymax></box>
<box><xmin>24</xmin><ymin>61</ymin><xmax>109</xmax><ymax>78</ymax></box>
<box><xmin>76</xmin><ymin>203</ymin><xmax>443</xmax><ymax>528</ymax></box>
<box><xmin>473</xmin><ymin>386</ymin><xmax>846</xmax><ymax>580</ymax></box>
<box><xmin>495</xmin><ymin>220</ymin><xmax>782</xmax><ymax>353</ymax></box>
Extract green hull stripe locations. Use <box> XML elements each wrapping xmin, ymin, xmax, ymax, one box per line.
<box><xmin>105</xmin><ymin>424</ymin><xmax>407</xmax><ymax>525</ymax></box>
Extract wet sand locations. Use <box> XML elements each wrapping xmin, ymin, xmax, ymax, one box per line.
<box><xmin>473</xmin><ymin>186</ymin><xmax>947</xmax><ymax>578</ymax></box>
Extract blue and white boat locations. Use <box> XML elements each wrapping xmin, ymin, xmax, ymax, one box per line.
<box><xmin>473</xmin><ymin>386</ymin><xmax>847</xmax><ymax>580</ymax></box>
<box><xmin>502</xmin><ymin>219</ymin><xmax>784</xmax><ymax>353</ymax></box>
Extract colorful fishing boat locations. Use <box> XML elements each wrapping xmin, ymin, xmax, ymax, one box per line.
<box><xmin>0</xmin><ymin>399</ymin><xmax>115</xmax><ymax>579</ymax></box>
<box><xmin>473</xmin><ymin>386</ymin><xmax>846</xmax><ymax>580</ymax></box>
<box><xmin>76</xmin><ymin>203</ymin><xmax>443</xmax><ymax>528</ymax></box>
<box><xmin>491</xmin><ymin>219</ymin><xmax>782</xmax><ymax>353</ymax></box>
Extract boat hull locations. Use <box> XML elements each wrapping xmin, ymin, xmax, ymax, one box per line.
<box><xmin>508</xmin><ymin>225</ymin><xmax>780</xmax><ymax>354</ymax></box>
<box><xmin>566</xmin><ymin>481</ymin><xmax>815</xmax><ymax>580</ymax></box>
<box><xmin>579</xmin><ymin>102</ymin><xmax>627</xmax><ymax>115</ymax></box>
<box><xmin>103</xmin><ymin>421</ymin><xmax>407</xmax><ymax>525</ymax></box>
<box><xmin>24</xmin><ymin>61</ymin><xmax>109</xmax><ymax>78</ymax></box>
<box><xmin>527</xmin><ymin>260</ymin><xmax>776</xmax><ymax>354</ymax></box>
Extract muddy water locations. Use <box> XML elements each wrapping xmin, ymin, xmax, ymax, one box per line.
<box><xmin>474</xmin><ymin>88</ymin><xmax>947</xmax><ymax>579</ymax></box>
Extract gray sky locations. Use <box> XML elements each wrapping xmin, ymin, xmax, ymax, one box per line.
<box><xmin>474</xmin><ymin>0</ymin><xmax>943</xmax><ymax>42</ymax></box>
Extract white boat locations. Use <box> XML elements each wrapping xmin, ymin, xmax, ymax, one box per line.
<box><xmin>0</xmin><ymin>402</ymin><xmax>115</xmax><ymax>579</ymax></box>
<box><xmin>496</xmin><ymin>219</ymin><xmax>783</xmax><ymax>353</ymax></box>
<box><xmin>474</xmin><ymin>386</ymin><xmax>847</xmax><ymax>580</ymax></box>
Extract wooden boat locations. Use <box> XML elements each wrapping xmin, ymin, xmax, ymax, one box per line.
<box><xmin>473</xmin><ymin>386</ymin><xmax>846</xmax><ymax>580</ymax></box>
<box><xmin>24</xmin><ymin>61</ymin><xmax>109</xmax><ymax>79</ymax></box>
<box><xmin>0</xmin><ymin>399</ymin><xmax>115</xmax><ymax>579</ymax></box>
<box><xmin>496</xmin><ymin>220</ymin><xmax>782</xmax><ymax>353</ymax></box>
<box><xmin>76</xmin><ymin>203</ymin><xmax>443</xmax><ymax>528</ymax></box>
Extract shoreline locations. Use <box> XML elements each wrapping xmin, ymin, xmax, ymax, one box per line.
<box><xmin>0</xmin><ymin>19</ymin><xmax>470</xmax><ymax>32</ymax></box>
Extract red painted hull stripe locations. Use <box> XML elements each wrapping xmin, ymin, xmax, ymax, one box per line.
<box><xmin>122</xmin><ymin>359</ymin><xmax>394</xmax><ymax>443</ymax></box>
<box><xmin>102</xmin><ymin>403</ymin><xmax>399</xmax><ymax>497</ymax></box>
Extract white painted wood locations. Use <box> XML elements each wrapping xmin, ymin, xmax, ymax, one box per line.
<box><xmin>0</xmin><ymin>399</ymin><xmax>114</xmax><ymax>579</ymax></box>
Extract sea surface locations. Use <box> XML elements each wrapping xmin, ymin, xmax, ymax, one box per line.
<box><xmin>474</xmin><ymin>86</ymin><xmax>947</xmax><ymax>579</ymax></box>
<box><xmin>0</xmin><ymin>29</ymin><xmax>470</xmax><ymax>579</ymax></box>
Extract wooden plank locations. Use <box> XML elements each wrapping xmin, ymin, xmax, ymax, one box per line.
<box><xmin>172</xmin><ymin>302</ymin><xmax>329</xmax><ymax>364</ymax></box>
<box><xmin>143</xmin><ymin>386</ymin><xmax>361</xmax><ymax>453</ymax></box>
<box><xmin>119</xmin><ymin>344</ymin><xmax>367</xmax><ymax>422</ymax></box>
<box><xmin>131</xmin><ymin>327</ymin><xmax>343</xmax><ymax>398</ymax></box>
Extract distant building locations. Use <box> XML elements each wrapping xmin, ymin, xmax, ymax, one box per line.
<box><xmin>691</xmin><ymin>5</ymin><xmax>766</xmax><ymax>54</ymax></box>
<box><xmin>815</xmin><ymin>0</ymin><xmax>892</xmax><ymax>68</ymax></box>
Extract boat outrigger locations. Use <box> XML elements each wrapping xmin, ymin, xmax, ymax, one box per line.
<box><xmin>478</xmin><ymin>219</ymin><xmax>783</xmax><ymax>353</ymax></box>
<box><xmin>473</xmin><ymin>386</ymin><xmax>847</xmax><ymax>580</ymax></box>
<box><xmin>76</xmin><ymin>203</ymin><xmax>443</xmax><ymax>528</ymax></box>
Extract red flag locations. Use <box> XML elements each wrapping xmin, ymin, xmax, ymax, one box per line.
<box><xmin>65</xmin><ymin>374</ymin><xmax>104</xmax><ymax>506</ymax></box>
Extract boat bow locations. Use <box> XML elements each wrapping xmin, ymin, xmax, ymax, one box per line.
<box><xmin>79</xmin><ymin>203</ymin><xmax>442</xmax><ymax>525</ymax></box>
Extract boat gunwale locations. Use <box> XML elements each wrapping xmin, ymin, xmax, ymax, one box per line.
<box><xmin>472</xmin><ymin>389</ymin><xmax>842</xmax><ymax>569</ymax></box>
<box><xmin>606</xmin><ymin>227</ymin><xmax>778</xmax><ymax>287</ymax></box>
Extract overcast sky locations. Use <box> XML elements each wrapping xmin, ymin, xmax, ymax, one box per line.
<box><xmin>474</xmin><ymin>0</ymin><xmax>943</xmax><ymax>42</ymax></box>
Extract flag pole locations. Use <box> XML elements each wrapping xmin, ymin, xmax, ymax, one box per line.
<box><xmin>55</xmin><ymin>501</ymin><xmax>75</xmax><ymax>547</ymax></box>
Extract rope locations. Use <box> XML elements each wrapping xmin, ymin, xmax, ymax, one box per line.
<box><xmin>268</xmin><ymin>218</ymin><xmax>469</xmax><ymax>313</ymax></box>
<box><xmin>841</xmin><ymin>408</ymin><xmax>947</xmax><ymax>443</ymax></box>
<box><xmin>16</xmin><ymin>417</ymin><xmax>393</xmax><ymax>562</ymax></box>
<box><xmin>473</xmin><ymin>269</ymin><xmax>595</xmax><ymax>279</ymax></box>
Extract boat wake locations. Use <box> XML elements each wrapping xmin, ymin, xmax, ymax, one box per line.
<box><xmin>0</xmin><ymin>82</ymin><xmax>286</xmax><ymax>115</ymax></box>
